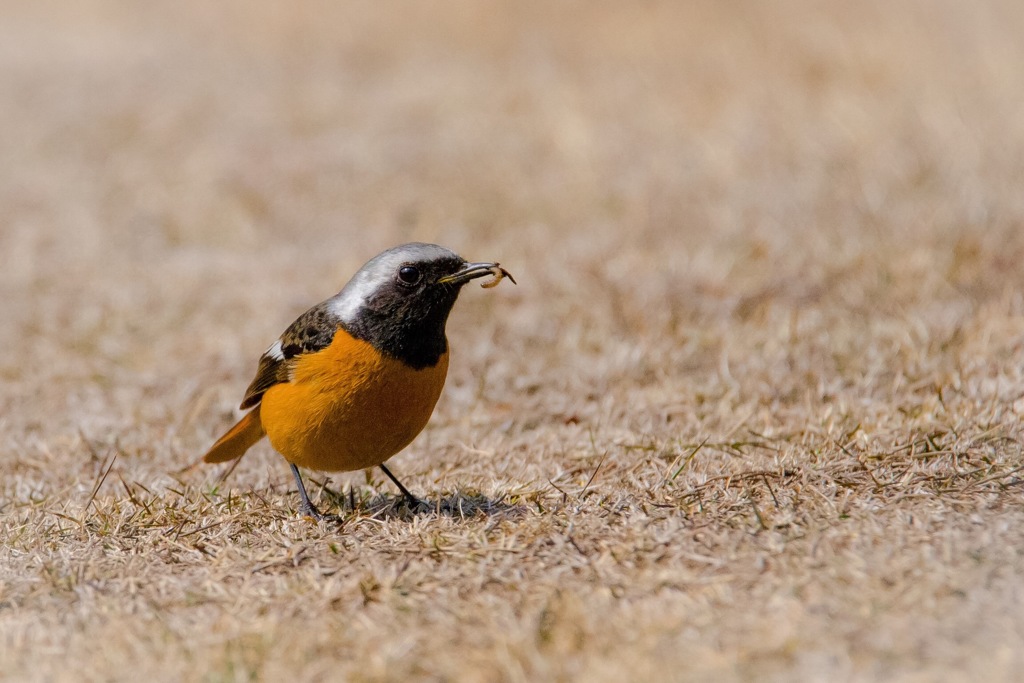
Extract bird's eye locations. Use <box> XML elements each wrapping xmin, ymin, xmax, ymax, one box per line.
<box><xmin>397</xmin><ymin>265</ymin><xmax>421</xmax><ymax>286</ymax></box>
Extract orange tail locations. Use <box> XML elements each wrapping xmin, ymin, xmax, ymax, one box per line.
<box><xmin>202</xmin><ymin>405</ymin><xmax>266</xmax><ymax>464</ymax></box>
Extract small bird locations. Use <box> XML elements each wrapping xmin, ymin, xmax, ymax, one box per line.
<box><xmin>201</xmin><ymin>242</ymin><xmax>514</xmax><ymax>519</ymax></box>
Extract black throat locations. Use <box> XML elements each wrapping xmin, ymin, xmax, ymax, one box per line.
<box><xmin>342</xmin><ymin>305</ymin><xmax>451</xmax><ymax>369</ymax></box>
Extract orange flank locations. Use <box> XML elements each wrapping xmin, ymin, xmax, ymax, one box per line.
<box><xmin>202</xmin><ymin>404</ymin><xmax>266</xmax><ymax>464</ymax></box>
<box><xmin>261</xmin><ymin>328</ymin><xmax>449</xmax><ymax>471</ymax></box>
<box><xmin>203</xmin><ymin>326</ymin><xmax>450</xmax><ymax>472</ymax></box>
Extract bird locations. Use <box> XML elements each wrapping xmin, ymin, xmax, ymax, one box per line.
<box><xmin>200</xmin><ymin>242</ymin><xmax>514</xmax><ymax>520</ymax></box>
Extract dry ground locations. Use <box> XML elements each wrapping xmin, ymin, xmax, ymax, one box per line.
<box><xmin>3</xmin><ymin>1</ymin><xmax>1024</xmax><ymax>681</ymax></box>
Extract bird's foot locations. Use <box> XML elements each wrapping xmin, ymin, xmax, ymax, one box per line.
<box><xmin>399</xmin><ymin>494</ymin><xmax>430</xmax><ymax>513</ymax></box>
<box><xmin>299</xmin><ymin>500</ymin><xmax>344</xmax><ymax>524</ymax></box>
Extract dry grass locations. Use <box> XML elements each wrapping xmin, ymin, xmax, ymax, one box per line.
<box><xmin>3</xmin><ymin>1</ymin><xmax>1024</xmax><ymax>681</ymax></box>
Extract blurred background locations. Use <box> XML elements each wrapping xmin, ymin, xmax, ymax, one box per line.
<box><xmin>3</xmin><ymin>0</ymin><xmax>1024</xmax><ymax>467</ymax></box>
<box><xmin>5</xmin><ymin>3</ymin><xmax>1024</xmax><ymax>679</ymax></box>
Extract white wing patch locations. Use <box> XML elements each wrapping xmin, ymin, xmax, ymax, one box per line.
<box><xmin>265</xmin><ymin>339</ymin><xmax>285</xmax><ymax>361</ymax></box>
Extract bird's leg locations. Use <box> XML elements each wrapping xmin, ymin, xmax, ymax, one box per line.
<box><xmin>290</xmin><ymin>463</ymin><xmax>331</xmax><ymax>521</ymax></box>
<box><xmin>379</xmin><ymin>463</ymin><xmax>425</xmax><ymax>509</ymax></box>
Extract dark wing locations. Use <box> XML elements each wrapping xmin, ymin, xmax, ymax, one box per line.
<box><xmin>239</xmin><ymin>301</ymin><xmax>342</xmax><ymax>409</ymax></box>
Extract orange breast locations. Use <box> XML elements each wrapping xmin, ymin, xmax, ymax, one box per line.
<box><xmin>259</xmin><ymin>328</ymin><xmax>449</xmax><ymax>472</ymax></box>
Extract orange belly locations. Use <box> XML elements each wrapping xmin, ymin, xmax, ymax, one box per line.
<box><xmin>259</xmin><ymin>328</ymin><xmax>449</xmax><ymax>472</ymax></box>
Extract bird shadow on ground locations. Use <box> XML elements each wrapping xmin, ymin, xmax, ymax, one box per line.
<box><xmin>314</xmin><ymin>485</ymin><xmax>526</xmax><ymax>523</ymax></box>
